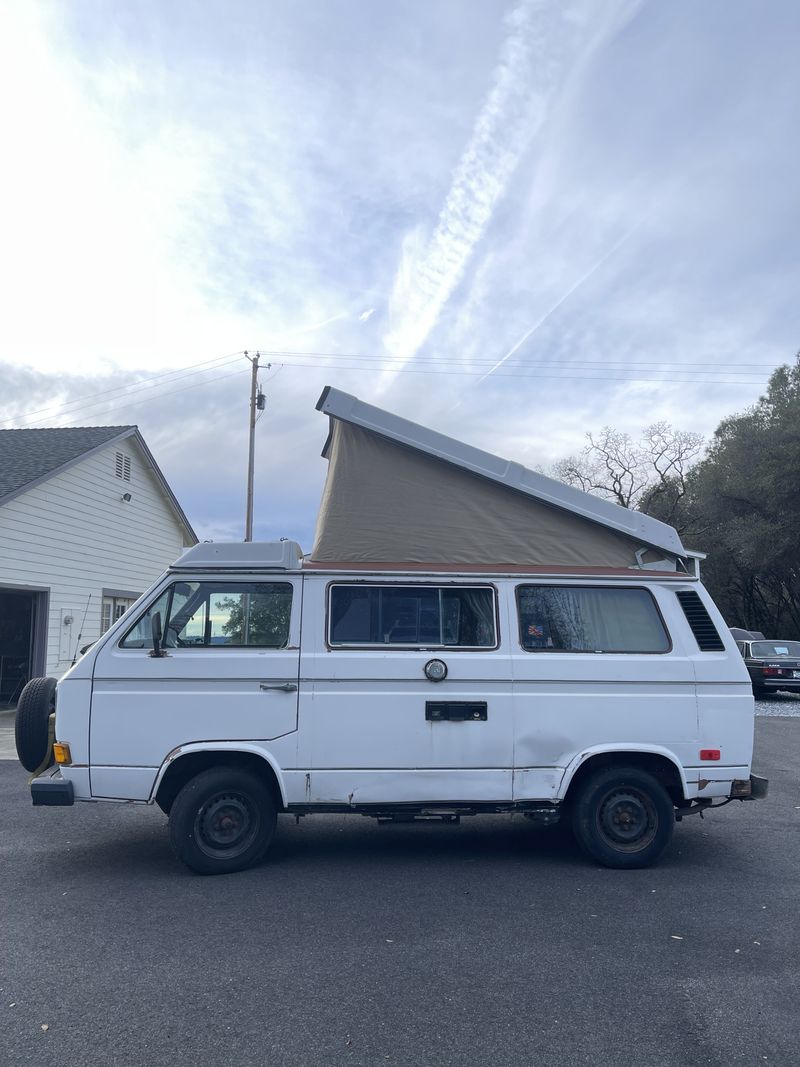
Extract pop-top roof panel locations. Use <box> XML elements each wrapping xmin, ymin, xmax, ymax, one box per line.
<box><xmin>316</xmin><ymin>386</ymin><xmax>687</xmax><ymax>559</ymax></box>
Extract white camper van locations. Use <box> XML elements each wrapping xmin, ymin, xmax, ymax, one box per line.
<box><xmin>16</xmin><ymin>388</ymin><xmax>767</xmax><ymax>874</ymax></box>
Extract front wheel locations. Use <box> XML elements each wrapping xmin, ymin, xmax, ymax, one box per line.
<box><xmin>570</xmin><ymin>765</ymin><xmax>675</xmax><ymax>869</ymax></box>
<box><xmin>169</xmin><ymin>767</ymin><xmax>277</xmax><ymax>875</ymax></box>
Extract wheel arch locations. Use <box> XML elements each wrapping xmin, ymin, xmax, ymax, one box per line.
<box><xmin>559</xmin><ymin>745</ymin><xmax>688</xmax><ymax>806</ymax></box>
<box><xmin>150</xmin><ymin>743</ymin><xmax>287</xmax><ymax>815</ymax></box>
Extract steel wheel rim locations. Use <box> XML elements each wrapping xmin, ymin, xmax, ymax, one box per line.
<box><xmin>194</xmin><ymin>792</ymin><xmax>260</xmax><ymax>860</ymax></box>
<box><xmin>596</xmin><ymin>787</ymin><xmax>658</xmax><ymax>853</ymax></box>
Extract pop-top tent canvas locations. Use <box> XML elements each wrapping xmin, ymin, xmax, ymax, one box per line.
<box><xmin>310</xmin><ymin>388</ymin><xmax>689</xmax><ymax>572</ymax></box>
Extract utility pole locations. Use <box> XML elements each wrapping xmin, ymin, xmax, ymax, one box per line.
<box><xmin>244</xmin><ymin>351</ymin><xmax>259</xmax><ymax>541</ymax></box>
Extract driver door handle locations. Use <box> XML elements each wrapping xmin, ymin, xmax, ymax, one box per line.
<box><xmin>259</xmin><ymin>681</ymin><xmax>298</xmax><ymax>692</ymax></box>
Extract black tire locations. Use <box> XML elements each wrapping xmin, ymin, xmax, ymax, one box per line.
<box><xmin>168</xmin><ymin>766</ymin><xmax>276</xmax><ymax>875</ymax></box>
<box><xmin>15</xmin><ymin>677</ymin><xmax>57</xmax><ymax>772</ymax></box>
<box><xmin>570</xmin><ymin>765</ymin><xmax>675</xmax><ymax>869</ymax></box>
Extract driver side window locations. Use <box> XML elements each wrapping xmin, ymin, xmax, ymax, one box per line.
<box><xmin>120</xmin><ymin>581</ymin><xmax>293</xmax><ymax>649</ymax></box>
<box><xmin>119</xmin><ymin>583</ymin><xmax>198</xmax><ymax>649</ymax></box>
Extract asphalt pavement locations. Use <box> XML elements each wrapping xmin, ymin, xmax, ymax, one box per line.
<box><xmin>1</xmin><ymin>714</ymin><xmax>799</xmax><ymax>1067</ymax></box>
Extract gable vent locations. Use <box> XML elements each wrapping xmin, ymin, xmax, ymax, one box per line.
<box><xmin>115</xmin><ymin>452</ymin><xmax>131</xmax><ymax>481</ymax></box>
<box><xmin>676</xmin><ymin>590</ymin><xmax>724</xmax><ymax>651</ymax></box>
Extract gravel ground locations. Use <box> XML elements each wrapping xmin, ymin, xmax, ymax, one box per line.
<box><xmin>754</xmin><ymin>691</ymin><xmax>800</xmax><ymax>716</ymax></box>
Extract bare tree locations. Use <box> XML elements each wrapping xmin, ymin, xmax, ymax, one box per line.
<box><xmin>553</xmin><ymin>423</ymin><xmax>704</xmax><ymax>519</ymax></box>
<box><xmin>639</xmin><ymin>422</ymin><xmax>704</xmax><ymax>525</ymax></box>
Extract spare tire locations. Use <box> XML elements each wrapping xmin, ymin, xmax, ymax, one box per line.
<box><xmin>15</xmin><ymin>677</ymin><xmax>57</xmax><ymax>772</ymax></box>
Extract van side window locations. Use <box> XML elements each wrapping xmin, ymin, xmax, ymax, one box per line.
<box><xmin>329</xmin><ymin>585</ymin><xmax>496</xmax><ymax>648</ymax></box>
<box><xmin>120</xmin><ymin>582</ymin><xmax>293</xmax><ymax>649</ymax></box>
<box><xmin>516</xmin><ymin>586</ymin><xmax>669</xmax><ymax>654</ymax></box>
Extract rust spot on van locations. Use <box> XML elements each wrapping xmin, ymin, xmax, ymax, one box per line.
<box><xmin>305</xmin><ymin>773</ymin><xmax>311</xmax><ymax>800</ymax></box>
<box><xmin>698</xmin><ymin>779</ymin><xmax>710</xmax><ymax>791</ymax></box>
<box><xmin>166</xmin><ymin>746</ymin><xmax>184</xmax><ymax>762</ymax></box>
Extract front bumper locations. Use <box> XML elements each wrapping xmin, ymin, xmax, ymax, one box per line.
<box><xmin>31</xmin><ymin>769</ymin><xmax>74</xmax><ymax>806</ymax></box>
<box><xmin>731</xmin><ymin>774</ymin><xmax>769</xmax><ymax>800</ymax></box>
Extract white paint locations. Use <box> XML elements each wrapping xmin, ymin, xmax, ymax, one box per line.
<box><xmin>0</xmin><ymin>438</ymin><xmax>193</xmax><ymax>677</ymax></box>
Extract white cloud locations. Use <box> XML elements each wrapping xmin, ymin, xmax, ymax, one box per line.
<box><xmin>0</xmin><ymin>0</ymin><xmax>797</xmax><ymax>546</ymax></box>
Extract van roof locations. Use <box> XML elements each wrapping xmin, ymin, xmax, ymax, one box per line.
<box><xmin>170</xmin><ymin>541</ymin><xmax>694</xmax><ymax>581</ymax></box>
<box><xmin>172</xmin><ymin>541</ymin><xmax>303</xmax><ymax>571</ymax></box>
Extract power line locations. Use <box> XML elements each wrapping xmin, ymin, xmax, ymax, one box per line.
<box><xmin>251</xmin><ymin>355</ymin><xmax>773</xmax><ymax>388</ymax></box>
<box><xmin>17</xmin><ymin>366</ymin><xmax>248</xmax><ymax>429</ymax></box>
<box><xmin>1</xmin><ymin>343</ymin><xmax>780</xmax><ymax>432</ymax></box>
<box><xmin>0</xmin><ymin>351</ymin><xmax>246</xmax><ymax>428</ymax></box>
<box><xmin>254</xmin><ymin>347</ymin><xmax>782</xmax><ymax>371</ymax></box>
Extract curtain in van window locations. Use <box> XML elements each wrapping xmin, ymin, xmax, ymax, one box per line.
<box><xmin>452</xmin><ymin>589</ymin><xmax>495</xmax><ymax>646</ymax></box>
<box><xmin>519</xmin><ymin>587</ymin><xmax>668</xmax><ymax>653</ymax></box>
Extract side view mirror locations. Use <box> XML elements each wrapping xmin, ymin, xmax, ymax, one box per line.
<box><xmin>149</xmin><ymin>611</ymin><xmax>167</xmax><ymax>658</ymax></box>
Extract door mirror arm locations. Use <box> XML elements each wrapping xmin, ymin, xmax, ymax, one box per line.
<box><xmin>149</xmin><ymin>611</ymin><xmax>168</xmax><ymax>658</ymax></box>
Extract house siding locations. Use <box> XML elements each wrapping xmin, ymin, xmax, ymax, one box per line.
<box><xmin>0</xmin><ymin>439</ymin><xmax>192</xmax><ymax>676</ymax></box>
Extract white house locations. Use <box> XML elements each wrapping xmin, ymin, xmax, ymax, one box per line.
<box><xmin>0</xmin><ymin>425</ymin><xmax>196</xmax><ymax>700</ymax></box>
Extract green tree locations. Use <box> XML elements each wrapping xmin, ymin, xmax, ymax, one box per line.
<box><xmin>220</xmin><ymin>586</ymin><xmax>292</xmax><ymax>646</ymax></box>
<box><xmin>674</xmin><ymin>355</ymin><xmax>800</xmax><ymax>636</ymax></box>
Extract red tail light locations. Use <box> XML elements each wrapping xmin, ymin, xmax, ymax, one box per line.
<box><xmin>762</xmin><ymin>667</ymin><xmax>784</xmax><ymax>676</ymax></box>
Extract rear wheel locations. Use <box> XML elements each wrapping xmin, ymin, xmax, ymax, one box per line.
<box><xmin>571</xmin><ymin>765</ymin><xmax>675</xmax><ymax>869</ymax></box>
<box><xmin>168</xmin><ymin>766</ymin><xmax>276</xmax><ymax>875</ymax></box>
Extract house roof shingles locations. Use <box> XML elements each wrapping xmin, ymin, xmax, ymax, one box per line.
<box><xmin>0</xmin><ymin>425</ymin><xmax>134</xmax><ymax>501</ymax></box>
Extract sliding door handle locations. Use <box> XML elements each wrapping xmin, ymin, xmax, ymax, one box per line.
<box><xmin>259</xmin><ymin>682</ymin><xmax>298</xmax><ymax>693</ymax></box>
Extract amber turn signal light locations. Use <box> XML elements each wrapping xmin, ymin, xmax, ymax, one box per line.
<box><xmin>53</xmin><ymin>742</ymin><xmax>72</xmax><ymax>765</ymax></box>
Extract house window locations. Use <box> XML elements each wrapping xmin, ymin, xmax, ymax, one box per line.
<box><xmin>328</xmin><ymin>585</ymin><xmax>497</xmax><ymax>648</ymax></box>
<box><xmin>115</xmin><ymin>452</ymin><xmax>131</xmax><ymax>481</ymax></box>
<box><xmin>101</xmin><ymin>596</ymin><xmax>137</xmax><ymax>634</ymax></box>
<box><xmin>516</xmin><ymin>585</ymin><xmax>670</xmax><ymax>654</ymax></box>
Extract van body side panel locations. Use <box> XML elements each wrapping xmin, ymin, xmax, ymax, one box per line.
<box><xmin>54</xmin><ymin>678</ymin><xmax>92</xmax><ymax>766</ymax></box>
<box><xmin>296</xmin><ymin>575</ymin><xmax>514</xmax><ymax>803</ymax></box>
<box><xmin>691</xmin><ymin>585</ymin><xmax>756</xmax><ymax>784</ymax></box>
<box><xmin>511</xmin><ymin>583</ymin><xmax>700</xmax><ymax>801</ymax></box>
<box><xmin>88</xmin><ymin>575</ymin><xmax>302</xmax><ymax>801</ymax></box>
<box><xmin>53</xmin><ymin>679</ymin><xmax>92</xmax><ymax>800</ymax></box>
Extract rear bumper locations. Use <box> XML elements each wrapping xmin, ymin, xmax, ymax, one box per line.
<box><xmin>730</xmin><ymin>774</ymin><xmax>769</xmax><ymax>800</ymax></box>
<box><xmin>31</xmin><ymin>769</ymin><xmax>74</xmax><ymax>806</ymax></box>
<box><xmin>754</xmin><ymin>680</ymin><xmax>800</xmax><ymax>693</ymax></box>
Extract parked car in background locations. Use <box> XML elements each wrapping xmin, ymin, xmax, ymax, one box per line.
<box><xmin>734</xmin><ymin>635</ymin><xmax>800</xmax><ymax>697</ymax></box>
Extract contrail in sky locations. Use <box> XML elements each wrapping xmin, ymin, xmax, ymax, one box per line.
<box><xmin>383</xmin><ymin>0</ymin><xmax>636</xmax><ymax>371</ymax></box>
<box><xmin>476</xmin><ymin>220</ymin><xmax>645</xmax><ymax>384</ymax></box>
<box><xmin>384</xmin><ymin>0</ymin><xmax>559</xmax><ymax>366</ymax></box>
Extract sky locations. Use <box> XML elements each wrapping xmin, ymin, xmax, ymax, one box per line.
<box><xmin>1</xmin><ymin>0</ymin><xmax>798</xmax><ymax>548</ymax></box>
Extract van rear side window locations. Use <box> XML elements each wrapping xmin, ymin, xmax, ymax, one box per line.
<box><xmin>329</xmin><ymin>585</ymin><xmax>496</xmax><ymax>648</ymax></box>
<box><xmin>517</xmin><ymin>586</ymin><xmax>669</xmax><ymax>654</ymax></box>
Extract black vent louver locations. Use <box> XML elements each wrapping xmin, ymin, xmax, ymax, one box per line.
<box><xmin>676</xmin><ymin>590</ymin><xmax>725</xmax><ymax>651</ymax></box>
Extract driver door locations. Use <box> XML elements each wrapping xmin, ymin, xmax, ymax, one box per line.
<box><xmin>89</xmin><ymin>577</ymin><xmax>301</xmax><ymax>800</ymax></box>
